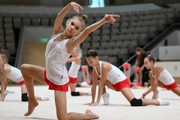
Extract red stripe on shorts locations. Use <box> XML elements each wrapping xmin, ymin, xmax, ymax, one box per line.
<box><xmin>18</xmin><ymin>81</ymin><xmax>25</xmax><ymax>85</ymax></box>
<box><xmin>69</xmin><ymin>76</ymin><xmax>77</xmax><ymax>84</ymax></box>
<box><xmin>44</xmin><ymin>70</ymin><xmax>68</xmax><ymax>92</ymax></box>
<box><xmin>113</xmin><ymin>78</ymin><xmax>130</xmax><ymax>91</ymax></box>
<box><xmin>163</xmin><ymin>81</ymin><xmax>178</xmax><ymax>90</ymax></box>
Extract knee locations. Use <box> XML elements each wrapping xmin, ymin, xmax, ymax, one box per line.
<box><xmin>130</xmin><ymin>98</ymin><xmax>143</xmax><ymax>106</ymax></box>
<box><xmin>21</xmin><ymin>93</ymin><xmax>28</xmax><ymax>102</ymax></box>
<box><xmin>71</xmin><ymin>91</ymin><xmax>80</xmax><ymax>96</ymax></box>
<box><xmin>20</xmin><ymin>64</ymin><xmax>29</xmax><ymax>73</ymax></box>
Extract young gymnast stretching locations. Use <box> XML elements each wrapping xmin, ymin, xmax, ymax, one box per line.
<box><xmin>142</xmin><ymin>54</ymin><xmax>180</xmax><ymax>99</ymax></box>
<box><xmin>85</xmin><ymin>48</ymin><xmax>170</xmax><ymax>106</ymax></box>
<box><xmin>0</xmin><ymin>49</ymin><xmax>49</xmax><ymax>102</ymax></box>
<box><xmin>20</xmin><ymin>2</ymin><xmax>120</xmax><ymax>120</ymax></box>
<box><xmin>67</xmin><ymin>46</ymin><xmax>91</xmax><ymax>96</ymax></box>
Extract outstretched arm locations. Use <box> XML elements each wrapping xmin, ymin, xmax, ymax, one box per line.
<box><xmin>67</xmin><ymin>14</ymin><xmax>120</xmax><ymax>52</ymax></box>
<box><xmin>53</xmin><ymin>2</ymin><xmax>83</xmax><ymax>35</ymax></box>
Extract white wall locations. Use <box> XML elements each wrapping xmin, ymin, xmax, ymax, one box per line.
<box><xmin>156</xmin><ymin>61</ymin><xmax>180</xmax><ymax>77</ymax></box>
<box><xmin>150</xmin><ymin>30</ymin><xmax>180</xmax><ymax>60</ymax></box>
<box><xmin>159</xmin><ymin>46</ymin><xmax>180</xmax><ymax>60</ymax></box>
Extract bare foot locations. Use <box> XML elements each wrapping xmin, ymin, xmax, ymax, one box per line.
<box><xmin>85</xmin><ymin>109</ymin><xmax>99</xmax><ymax>119</ymax></box>
<box><xmin>24</xmin><ymin>100</ymin><xmax>39</xmax><ymax>116</ymax></box>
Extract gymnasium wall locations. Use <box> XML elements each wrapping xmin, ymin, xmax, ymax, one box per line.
<box><xmin>149</xmin><ymin>30</ymin><xmax>180</xmax><ymax>61</ymax></box>
<box><xmin>16</xmin><ymin>26</ymin><xmax>53</xmax><ymax>68</ymax></box>
<box><xmin>156</xmin><ymin>61</ymin><xmax>180</xmax><ymax>83</ymax></box>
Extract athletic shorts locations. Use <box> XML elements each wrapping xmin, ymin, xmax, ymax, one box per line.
<box><xmin>113</xmin><ymin>78</ymin><xmax>130</xmax><ymax>91</ymax></box>
<box><xmin>69</xmin><ymin>76</ymin><xmax>77</xmax><ymax>84</ymax></box>
<box><xmin>163</xmin><ymin>81</ymin><xmax>178</xmax><ymax>90</ymax></box>
<box><xmin>44</xmin><ymin>70</ymin><xmax>68</xmax><ymax>92</ymax></box>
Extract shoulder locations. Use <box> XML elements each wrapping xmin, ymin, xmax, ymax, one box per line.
<box><xmin>101</xmin><ymin>62</ymin><xmax>111</xmax><ymax>70</ymax></box>
<box><xmin>4</xmin><ymin>65</ymin><xmax>11</xmax><ymax>73</ymax></box>
<box><xmin>155</xmin><ymin>65</ymin><xmax>163</xmax><ymax>73</ymax></box>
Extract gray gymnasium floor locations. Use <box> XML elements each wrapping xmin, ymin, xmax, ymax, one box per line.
<box><xmin>0</xmin><ymin>85</ymin><xmax>180</xmax><ymax>120</ymax></box>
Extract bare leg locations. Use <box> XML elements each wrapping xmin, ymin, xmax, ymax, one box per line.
<box><xmin>55</xmin><ymin>90</ymin><xmax>99</xmax><ymax>120</ymax></box>
<box><xmin>120</xmin><ymin>88</ymin><xmax>164</xmax><ymax>106</ymax></box>
<box><xmin>106</xmin><ymin>80</ymin><xmax>168</xmax><ymax>106</ymax></box>
<box><xmin>21</xmin><ymin>64</ymin><xmax>46</xmax><ymax>116</ymax></box>
<box><xmin>141</xmin><ymin>99</ymin><xmax>159</xmax><ymax>106</ymax></box>
<box><xmin>21</xmin><ymin>84</ymin><xmax>28</xmax><ymax>94</ymax></box>
<box><xmin>70</xmin><ymin>83</ymin><xmax>76</xmax><ymax>92</ymax></box>
<box><xmin>121</xmin><ymin>88</ymin><xmax>135</xmax><ymax>102</ymax></box>
<box><xmin>105</xmin><ymin>80</ymin><xmax>116</xmax><ymax>91</ymax></box>
<box><xmin>171</xmin><ymin>87</ymin><xmax>180</xmax><ymax>96</ymax></box>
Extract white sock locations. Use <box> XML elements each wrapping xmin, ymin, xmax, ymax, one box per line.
<box><xmin>7</xmin><ymin>90</ymin><xmax>15</xmax><ymax>93</ymax></box>
<box><xmin>40</xmin><ymin>95</ymin><xmax>49</xmax><ymax>101</ymax></box>
<box><xmin>157</xmin><ymin>98</ymin><xmax>170</xmax><ymax>106</ymax></box>
<box><xmin>102</xmin><ymin>93</ymin><xmax>110</xmax><ymax>105</ymax></box>
<box><xmin>87</xmin><ymin>91</ymin><xmax>91</xmax><ymax>96</ymax></box>
<box><xmin>2</xmin><ymin>90</ymin><xmax>8</xmax><ymax>101</ymax></box>
<box><xmin>156</xmin><ymin>90</ymin><xmax>159</xmax><ymax>98</ymax></box>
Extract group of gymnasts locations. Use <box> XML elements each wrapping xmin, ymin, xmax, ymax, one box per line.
<box><xmin>0</xmin><ymin>2</ymin><xmax>180</xmax><ymax>120</ymax></box>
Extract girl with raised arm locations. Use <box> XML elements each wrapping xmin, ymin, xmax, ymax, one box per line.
<box><xmin>20</xmin><ymin>2</ymin><xmax>120</xmax><ymax>120</ymax></box>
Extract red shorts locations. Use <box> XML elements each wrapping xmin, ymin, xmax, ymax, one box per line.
<box><xmin>113</xmin><ymin>78</ymin><xmax>130</xmax><ymax>91</ymax></box>
<box><xmin>163</xmin><ymin>81</ymin><xmax>178</xmax><ymax>90</ymax></box>
<box><xmin>69</xmin><ymin>76</ymin><xmax>77</xmax><ymax>84</ymax></box>
<box><xmin>18</xmin><ymin>81</ymin><xmax>25</xmax><ymax>85</ymax></box>
<box><xmin>44</xmin><ymin>70</ymin><xmax>68</xmax><ymax>92</ymax></box>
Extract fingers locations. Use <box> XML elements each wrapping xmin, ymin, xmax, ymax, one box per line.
<box><xmin>78</xmin><ymin>4</ymin><xmax>84</xmax><ymax>10</ymax></box>
<box><xmin>109</xmin><ymin>14</ymin><xmax>120</xmax><ymax>18</ymax></box>
<box><xmin>73</xmin><ymin>3</ymin><xmax>84</xmax><ymax>14</ymax></box>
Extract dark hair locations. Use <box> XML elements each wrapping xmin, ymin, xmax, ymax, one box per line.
<box><xmin>86</xmin><ymin>47</ymin><xmax>98</xmax><ymax>58</ymax></box>
<box><xmin>135</xmin><ymin>47</ymin><xmax>145</xmax><ymax>66</ymax></box>
<box><xmin>146</xmin><ymin>54</ymin><xmax>155</xmax><ymax>63</ymax></box>
<box><xmin>72</xmin><ymin>15</ymin><xmax>88</xmax><ymax>30</ymax></box>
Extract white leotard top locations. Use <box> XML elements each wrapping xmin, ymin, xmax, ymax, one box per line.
<box><xmin>69</xmin><ymin>61</ymin><xmax>80</xmax><ymax>78</ymax></box>
<box><xmin>1</xmin><ymin>64</ymin><xmax>23</xmax><ymax>83</ymax></box>
<box><xmin>94</xmin><ymin>61</ymin><xmax>127</xmax><ymax>84</ymax></box>
<box><xmin>150</xmin><ymin>65</ymin><xmax>175</xmax><ymax>85</ymax></box>
<box><xmin>45</xmin><ymin>33</ymin><xmax>71</xmax><ymax>85</ymax></box>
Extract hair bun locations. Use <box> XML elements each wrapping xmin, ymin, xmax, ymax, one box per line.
<box><xmin>82</xmin><ymin>15</ymin><xmax>88</xmax><ymax>21</ymax></box>
<box><xmin>0</xmin><ymin>49</ymin><xmax>5</xmax><ymax>54</ymax></box>
<box><xmin>147</xmin><ymin>51</ymin><xmax>151</xmax><ymax>55</ymax></box>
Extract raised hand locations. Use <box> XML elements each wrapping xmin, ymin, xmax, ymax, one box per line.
<box><xmin>70</xmin><ymin>2</ymin><xmax>83</xmax><ymax>14</ymax></box>
<box><xmin>104</xmin><ymin>14</ymin><xmax>120</xmax><ymax>24</ymax></box>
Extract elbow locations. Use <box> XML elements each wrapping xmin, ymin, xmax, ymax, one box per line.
<box><xmin>83</xmin><ymin>27</ymin><xmax>92</xmax><ymax>35</ymax></box>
